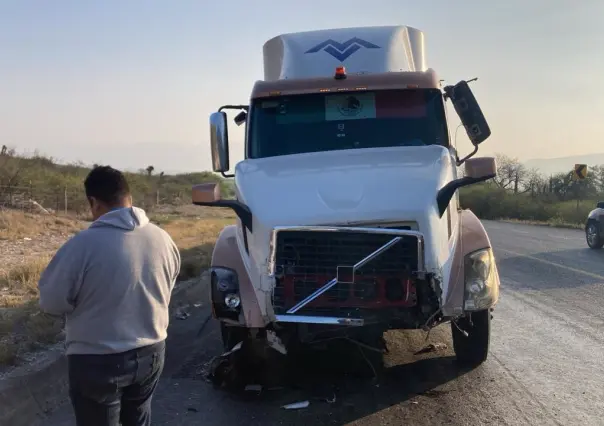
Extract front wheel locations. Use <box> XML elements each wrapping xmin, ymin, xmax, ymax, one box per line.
<box><xmin>451</xmin><ymin>309</ymin><xmax>491</xmax><ymax>367</ymax></box>
<box><xmin>586</xmin><ymin>222</ymin><xmax>603</xmax><ymax>249</ymax></box>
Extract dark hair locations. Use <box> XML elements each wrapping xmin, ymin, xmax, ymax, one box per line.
<box><xmin>84</xmin><ymin>165</ymin><xmax>131</xmax><ymax>206</ymax></box>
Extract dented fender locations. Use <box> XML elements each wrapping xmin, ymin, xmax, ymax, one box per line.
<box><xmin>211</xmin><ymin>225</ymin><xmax>265</xmax><ymax>328</ymax></box>
<box><xmin>442</xmin><ymin>209</ymin><xmax>500</xmax><ymax>316</ymax></box>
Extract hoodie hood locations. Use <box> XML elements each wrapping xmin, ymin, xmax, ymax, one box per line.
<box><xmin>89</xmin><ymin>206</ymin><xmax>150</xmax><ymax>231</ymax></box>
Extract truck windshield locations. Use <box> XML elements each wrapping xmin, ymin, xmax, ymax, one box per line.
<box><xmin>248</xmin><ymin>88</ymin><xmax>449</xmax><ymax>159</ymax></box>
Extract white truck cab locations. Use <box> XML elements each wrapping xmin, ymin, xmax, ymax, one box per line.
<box><xmin>194</xmin><ymin>25</ymin><xmax>500</xmax><ymax>367</ymax></box>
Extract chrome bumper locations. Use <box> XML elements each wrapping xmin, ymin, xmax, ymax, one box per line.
<box><xmin>275</xmin><ymin>315</ymin><xmax>365</xmax><ymax>326</ymax></box>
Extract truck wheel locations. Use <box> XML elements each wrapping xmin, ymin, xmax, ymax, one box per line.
<box><xmin>220</xmin><ymin>323</ymin><xmax>248</xmax><ymax>352</ymax></box>
<box><xmin>451</xmin><ymin>309</ymin><xmax>490</xmax><ymax>367</ymax></box>
<box><xmin>586</xmin><ymin>222</ymin><xmax>604</xmax><ymax>249</ymax></box>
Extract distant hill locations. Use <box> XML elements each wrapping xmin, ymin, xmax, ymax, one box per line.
<box><xmin>524</xmin><ymin>153</ymin><xmax>604</xmax><ymax>176</ymax></box>
<box><xmin>25</xmin><ymin>141</ymin><xmax>246</xmax><ymax>175</ymax></box>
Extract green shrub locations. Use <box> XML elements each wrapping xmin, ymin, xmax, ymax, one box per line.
<box><xmin>460</xmin><ymin>183</ymin><xmax>596</xmax><ymax>225</ymax></box>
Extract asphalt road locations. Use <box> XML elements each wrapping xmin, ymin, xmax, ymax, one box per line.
<box><xmin>41</xmin><ymin>220</ymin><xmax>604</xmax><ymax>426</ymax></box>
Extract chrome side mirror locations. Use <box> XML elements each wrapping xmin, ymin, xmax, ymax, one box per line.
<box><xmin>210</xmin><ymin>112</ymin><xmax>229</xmax><ymax>173</ymax></box>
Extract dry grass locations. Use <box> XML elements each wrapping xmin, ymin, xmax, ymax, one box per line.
<box><xmin>0</xmin><ymin>207</ymin><xmax>236</xmax><ymax>366</ymax></box>
<box><xmin>161</xmin><ymin>213</ymin><xmax>236</xmax><ymax>280</ymax></box>
<box><xmin>0</xmin><ymin>257</ymin><xmax>50</xmax><ymax>307</ymax></box>
<box><xmin>0</xmin><ymin>257</ymin><xmax>64</xmax><ymax>365</ymax></box>
<box><xmin>0</xmin><ymin>209</ymin><xmax>86</xmax><ymax>241</ymax></box>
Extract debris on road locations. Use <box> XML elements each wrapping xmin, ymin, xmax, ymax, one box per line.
<box><xmin>266</xmin><ymin>330</ymin><xmax>287</xmax><ymax>355</ymax></box>
<box><xmin>267</xmin><ymin>386</ymin><xmax>285</xmax><ymax>391</ymax></box>
<box><xmin>226</xmin><ymin>341</ymin><xmax>243</xmax><ymax>355</ymax></box>
<box><xmin>414</xmin><ymin>342</ymin><xmax>448</xmax><ymax>355</ymax></box>
<box><xmin>174</xmin><ymin>306</ymin><xmax>190</xmax><ymax>320</ymax></box>
<box><xmin>205</xmin><ymin>338</ymin><xmax>289</xmax><ymax>392</ymax></box>
<box><xmin>311</xmin><ymin>394</ymin><xmax>336</xmax><ymax>404</ymax></box>
<box><xmin>282</xmin><ymin>400</ymin><xmax>310</xmax><ymax>410</ymax></box>
<box><xmin>244</xmin><ymin>384</ymin><xmax>262</xmax><ymax>393</ymax></box>
<box><xmin>205</xmin><ymin>341</ymin><xmax>244</xmax><ymax>388</ymax></box>
<box><xmin>206</xmin><ymin>354</ymin><xmax>237</xmax><ymax>388</ymax></box>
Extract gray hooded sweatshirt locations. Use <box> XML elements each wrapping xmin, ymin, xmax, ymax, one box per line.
<box><xmin>38</xmin><ymin>207</ymin><xmax>181</xmax><ymax>355</ymax></box>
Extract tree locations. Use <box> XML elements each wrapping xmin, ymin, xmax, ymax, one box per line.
<box><xmin>524</xmin><ymin>168</ymin><xmax>548</xmax><ymax>196</ymax></box>
<box><xmin>548</xmin><ymin>170</ymin><xmax>598</xmax><ymax>201</ymax></box>
<box><xmin>146</xmin><ymin>165</ymin><xmax>154</xmax><ymax>176</ymax></box>
<box><xmin>590</xmin><ymin>165</ymin><xmax>604</xmax><ymax>194</ymax></box>
<box><xmin>493</xmin><ymin>154</ymin><xmax>528</xmax><ymax>193</ymax></box>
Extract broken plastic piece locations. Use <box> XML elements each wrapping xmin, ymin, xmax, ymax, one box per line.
<box><xmin>244</xmin><ymin>384</ymin><xmax>262</xmax><ymax>392</ymax></box>
<box><xmin>414</xmin><ymin>342</ymin><xmax>448</xmax><ymax>355</ymax></box>
<box><xmin>174</xmin><ymin>306</ymin><xmax>190</xmax><ymax>320</ymax></box>
<box><xmin>282</xmin><ymin>401</ymin><xmax>310</xmax><ymax>410</ymax></box>
<box><xmin>266</xmin><ymin>330</ymin><xmax>287</xmax><ymax>355</ymax></box>
<box><xmin>221</xmin><ymin>341</ymin><xmax>243</xmax><ymax>357</ymax></box>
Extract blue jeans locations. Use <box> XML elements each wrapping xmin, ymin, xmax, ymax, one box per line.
<box><xmin>67</xmin><ymin>341</ymin><xmax>165</xmax><ymax>426</ymax></box>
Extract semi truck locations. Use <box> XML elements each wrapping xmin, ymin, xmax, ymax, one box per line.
<box><xmin>194</xmin><ymin>25</ymin><xmax>500</xmax><ymax>367</ymax></box>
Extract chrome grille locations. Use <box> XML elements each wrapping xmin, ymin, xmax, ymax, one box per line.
<box><xmin>271</xmin><ymin>227</ymin><xmax>422</xmax><ymax>315</ymax></box>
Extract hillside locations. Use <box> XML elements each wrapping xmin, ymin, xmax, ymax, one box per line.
<box><xmin>33</xmin><ymin>140</ymin><xmax>247</xmax><ymax>175</ymax></box>
<box><xmin>0</xmin><ymin>147</ymin><xmax>234</xmax><ymax>214</ymax></box>
<box><xmin>524</xmin><ymin>153</ymin><xmax>604</xmax><ymax>176</ymax></box>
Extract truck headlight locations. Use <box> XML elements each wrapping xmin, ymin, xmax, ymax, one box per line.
<box><xmin>210</xmin><ymin>267</ymin><xmax>241</xmax><ymax>321</ymax></box>
<box><xmin>224</xmin><ymin>293</ymin><xmax>241</xmax><ymax>309</ymax></box>
<box><xmin>463</xmin><ymin>248</ymin><xmax>499</xmax><ymax>311</ymax></box>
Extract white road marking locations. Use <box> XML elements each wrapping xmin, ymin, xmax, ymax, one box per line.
<box><xmin>497</xmin><ymin>247</ymin><xmax>604</xmax><ymax>281</ymax></box>
<box><xmin>549</xmin><ymin>234</ymin><xmax>571</xmax><ymax>240</ymax></box>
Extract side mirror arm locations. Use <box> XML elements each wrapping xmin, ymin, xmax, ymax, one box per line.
<box><xmin>456</xmin><ymin>144</ymin><xmax>478</xmax><ymax>166</ymax></box>
<box><xmin>436</xmin><ymin>174</ymin><xmax>495</xmax><ymax>217</ymax></box>
<box><xmin>193</xmin><ymin>200</ymin><xmax>253</xmax><ymax>232</ymax></box>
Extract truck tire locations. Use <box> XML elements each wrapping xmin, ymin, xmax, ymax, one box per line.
<box><xmin>451</xmin><ymin>309</ymin><xmax>490</xmax><ymax>367</ymax></box>
<box><xmin>586</xmin><ymin>221</ymin><xmax>604</xmax><ymax>249</ymax></box>
<box><xmin>220</xmin><ymin>323</ymin><xmax>248</xmax><ymax>352</ymax></box>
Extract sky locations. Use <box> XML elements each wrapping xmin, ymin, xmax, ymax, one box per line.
<box><xmin>1</xmin><ymin>0</ymin><xmax>603</xmax><ymax>173</ymax></box>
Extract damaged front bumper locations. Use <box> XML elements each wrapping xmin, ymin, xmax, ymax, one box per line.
<box><xmin>210</xmin><ymin>225</ymin><xmax>499</xmax><ymax>331</ymax></box>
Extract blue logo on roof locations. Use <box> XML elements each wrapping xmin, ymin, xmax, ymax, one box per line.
<box><xmin>305</xmin><ymin>37</ymin><xmax>381</xmax><ymax>61</ymax></box>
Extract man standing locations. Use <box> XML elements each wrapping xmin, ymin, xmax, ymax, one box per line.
<box><xmin>38</xmin><ymin>166</ymin><xmax>181</xmax><ymax>426</ymax></box>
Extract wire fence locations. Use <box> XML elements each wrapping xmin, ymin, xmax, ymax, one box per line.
<box><xmin>0</xmin><ymin>185</ymin><xmax>189</xmax><ymax>216</ymax></box>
